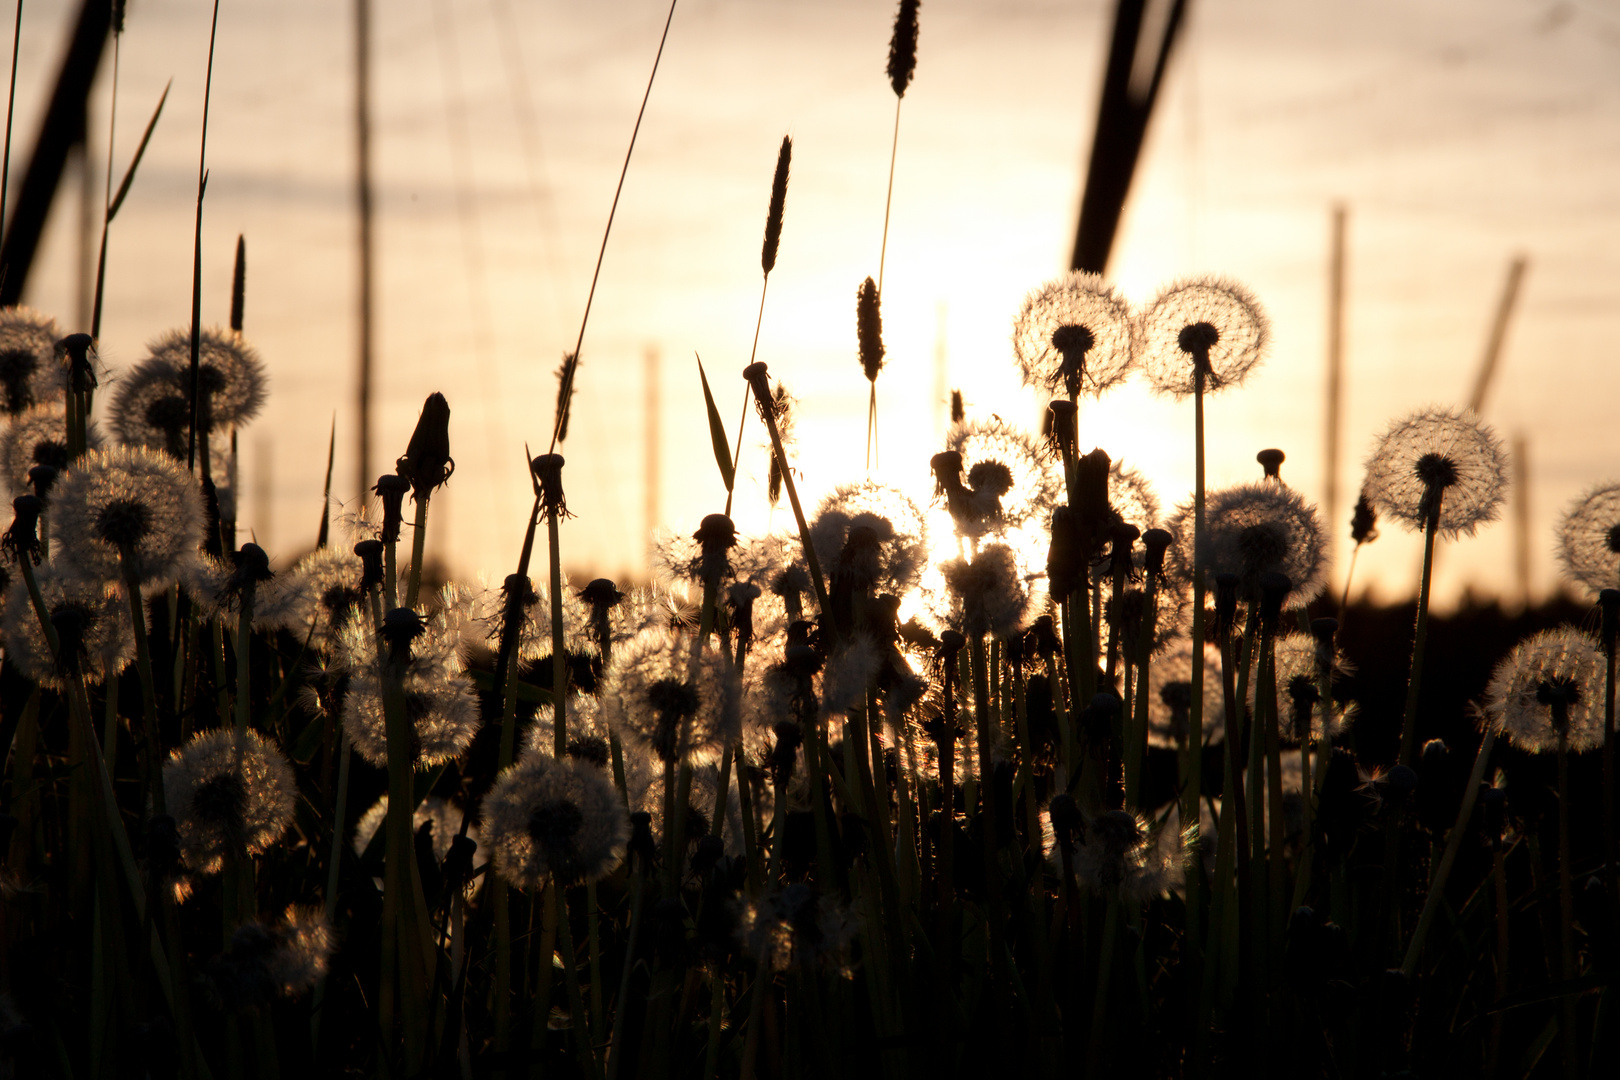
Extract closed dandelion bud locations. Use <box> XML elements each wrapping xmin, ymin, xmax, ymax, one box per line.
<box><xmin>163</xmin><ymin>729</ymin><xmax>297</xmax><ymax>874</ymax></box>
<box><xmin>1257</xmin><ymin>447</ymin><xmax>1285</xmax><ymax>480</ymax></box>
<box><xmin>1049</xmin><ymin>792</ymin><xmax>1081</xmax><ymax>845</ymax></box>
<box><xmin>887</xmin><ymin>0</ymin><xmax>920</xmax><ymax>96</ymax></box>
<box><xmin>742</xmin><ymin>361</ymin><xmax>772</xmax><ymax>401</ymax></box>
<box><xmin>761</xmin><ymin>136</ymin><xmax>792</xmax><ymax>276</ymax></box>
<box><xmin>373</xmin><ymin>474</ymin><xmax>410</xmax><ymax>543</ymax></box>
<box><xmin>353</xmin><ymin>539</ymin><xmax>385</xmax><ymax>591</ymax></box>
<box><xmin>380</xmin><ymin>607</ymin><xmax>427</xmax><ymax>665</ymax></box>
<box><xmin>59</xmin><ymin>333</ymin><xmax>97</xmax><ymax>394</ymax></box>
<box><xmin>580</xmin><ymin>577</ymin><xmax>624</xmax><ymax>647</ymax></box>
<box><xmin>1105</xmin><ymin>521</ymin><xmax>1139</xmax><ymax>576</ymax></box>
<box><xmin>397</xmin><ymin>392</ymin><xmax>453</xmax><ymax>500</ymax></box>
<box><xmin>694</xmin><ymin>513</ymin><xmax>737</xmax><ymax>584</ymax></box>
<box><xmin>1258</xmin><ymin>571</ymin><xmax>1291</xmax><ymax>630</ymax></box>
<box><xmin>1045</xmin><ymin>400</ymin><xmax>1076</xmax><ymax>457</ymax></box>
<box><xmin>1142</xmin><ymin>527</ymin><xmax>1172</xmax><ymax>578</ymax></box>
<box><xmin>27</xmin><ymin>465</ymin><xmax>56</xmax><ymax>501</ymax></box>
<box><xmin>856</xmin><ymin>277</ymin><xmax>884</xmax><ymax>383</ymax></box>
<box><xmin>1287</xmin><ymin>677</ymin><xmax>1320</xmax><ymax>742</ymax></box>
<box><xmin>2</xmin><ymin>495</ymin><xmax>43</xmax><ymax>565</ymax></box>
<box><xmin>728</xmin><ymin>581</ymin><xmax>761</xmax><ymax>654</ymax></box>
<box><xmin>531</xmin><ymin>452</ymin><xmax>568</xmax><ymax>517</ymax></box>
<box><xmin>1075</xmin><ymin>448</ymin><xmax>1112</xmax><ymax>548</ymax></box>
<box><xmin>950</xmin><ymin>389</ymin><xmax>964</xmax><ymax>424</ymax></box>
<box><xmin>628</xmin><ymin>811</ymin><xmax>658</xmax><ymax>873</ymax></box>
<box><xmin>225</xmin><ymin>542</ymin><xmax>273</xmax><ymax>601</ymax></box>
<box><xmin>483</xmin><ymin>754</ymin><xmax>629</xmax><ymax>889</ymax></box>
<box><xmin>1350</xmin><ymin>492</ymin><xmax>1378</xmax><ymax>545</ymax></box>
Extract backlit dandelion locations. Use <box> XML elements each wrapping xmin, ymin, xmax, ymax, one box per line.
<box><xmin>49</xmin><ymin>445</ymin><xmax>204</xmax><ymax>587</ymax></box>
<box><xmin>1556</xmin><ymin>482</ymin><xmax>1620</xmax><ymax>596</ymax></box>
<box><xmin>601</xmin><ymin>628</ymin><xmax>740</xmax><ymax>765</ymax></box>
<box><xmin>1167</xmin><ymin>482</ymin><xmax>1327</xmax><ymax>608</ymax></box>
<box><xmin>1012</xmin><ymin>271</ymin><xmax>1135</xmax><ymax>400</ymax></box>
<box><xmin>1260</xmin><ymin>632</ymin><xmax>1356</xmax><ymax>745</ymax></box>
<box><xmin>1</xmin><ymin>564</ymin><xmax>133</xmax><ymax>686</ymax></box>
<box><xmin>1363</xmin><ymin>406</ymin><xmax>1507</xmax><ymax>539</ymax></box>
<box><xmin>1482</xmin><ymin>627</ymin><xmax>1604</xmax><ymax>753</ymax></box>
<box><xmin>1047</xmin><ymin>807</ymin><xmax>1185</xmax><ymax>902</ymax></box>
<box><xmin>143</xmin><ymin>325</ymin><xmax>268</xmax><ymax>428</ymax></box>
<box><xmin>1145</xmin><ymin>641</ymin><xmax>1224</xmax><ymax>748</ymax></box>
<box><xmin>0</xmin><ymin>401</ymin><xmax>101</xmax><ymax>494</ymax></box>
<box><xmin>336</xmin><ymin>606</ymin><xmax>481</xmax><ymax>768</ymax></box>
<box><xmin>163</xmin><ymin>728</ymin><xmax>297</xmax><ymax>875</ymax></box>
<box><xmin>737</xmin><ymin>882</ymin><xmax>857</xmax><ymax>974</ymax></box>
<box><xmin>942</xmin><ymin>418</ymin><xmax>1060</xmax><ymax>537</ymax></box>
<box><xmin>938</xmin><ymin>543</ymin><xmax>1029</xmax><ymax>639</ymax></box>
<box><xmin>207</xmin><ymin>906</ymin><xmax>335</xmax><ymax>1009</ymax></box>
<box><xmin>812</xmin><ymin>480</ymin><xmax>928</xmax><ymax>598</ymax></box>
<box><xmin>483</xmin><ymin>753</ymin><xmax>628</xmax><ymax>888</ymax></box>
<box><xmin>0</xmin><ymin>307</ymin><xmax>63</xmax><ymax>413</ymax></box>
<box><xmin>1138</xmin><ymin>276</ymin><xmax>1269</xmax><ymax>395</ymax></box>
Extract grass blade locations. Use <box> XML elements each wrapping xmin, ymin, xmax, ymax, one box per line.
<box><xmin>695</xmin><ymin>353</ymin><xmax>734</xmax><ymax>493</ymax></box>
<box><xmin>106</xmin><ymin>78</ymin><xmax>169</xmax><ymax>222</ymax></box>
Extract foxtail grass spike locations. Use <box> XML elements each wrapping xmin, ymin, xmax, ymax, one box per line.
<box><xmin>549</xmin><ymin>0</ymin><xmax>681</xmax><ymax>456</ymax></box>
<box><xmin>553</xmin><ymin>350</ymin><xmax>578</xmax><ymax>444</ymax></box>
<box><xmin>762</xmin><ymin>135</ymin><xmax>791</xmax><ymax>276</ymax></box>
<box><xmin>888</xmin><ymin>0</ymin><xmax>919</xmax><ymax>97</ymax></box>
<box><xmin>230</xmin><ymin>235</ymin><xmax>246</xmax><ymax>332</ymax></box>
<box><xmin>857</xmin><ymin>277</ymin><xmax>884</xmax><ymax>383</ymax></box>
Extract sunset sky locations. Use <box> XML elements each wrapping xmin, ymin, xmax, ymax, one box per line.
<box><xmin>11</xmin><ymin>0</ymin><xmax>1620</xmax><ymax>608</ymax></box>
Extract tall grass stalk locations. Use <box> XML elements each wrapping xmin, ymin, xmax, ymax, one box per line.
<box><xmin>0</xmin><ymin>0</ymin><xmax>21</xmax><ymax>258</ymax></box>
<box><xmin>1401</xmin><ymin>727</ymin><xmax>1495</xmax><ymax>975</ymax></box>
<box><xmin>186</xmin><ymin>0</ymin><xmax>222</xmax><ymax>472</ymax></box>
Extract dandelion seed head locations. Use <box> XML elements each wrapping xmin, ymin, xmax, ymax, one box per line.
<box><xmin>1363</xmin><ymin>407</ymin><xmax>1507</xmax><ymax>539</ymax></box>
<box><xmin>337</xmin><ymin>605</ymin><xmax>481</xmax><ymax>768</ymax></box>
<box><xmin>941</xmin><ymin>419</ymin><xmax>1060</xmax><ymax>538</ymax></box>
<box><xmin>1258</xmin><ymin>632</ymin><xmax>1356</xmax><ymax>744</ymax></box>
<box><xmin>937</xmin><ymin>542</ymin><xmax>1029</xmax><ymax>639</ymax></box>
<box><xmin>1167</xmin><ymin>482</ymin><xmax>1327</xmax><ymax>608</ymax></box>
<box><xmin>1557</xmin><ymin>482</ymin><xmax>1620</xmax><ymax>596</ymax></box>
<box><xmin>163</xmin><ymin>728</ymin><xmax>296</xmax><ymax>875</ymax></box>
<box><xmin>0</xmin><ymin>401</ymin><xmax>101</xmax><ymax>494</ymax></box>
<box><xmin>143</xmin><ymin>327</ymin><xmax>268</xmax><ymax>428</ymax></box>
<box><xmin>602</xmin><ymin>628</ymin><xmax>740</xmax><ymax>765</ymax></box>
<box><xmin>1011</xmin><ymin>271</ymin><xmax>1135</xmax><ymax>400</ymax></box>
<box><xmin>2</xmin><ymin>563</ymin><xmax>133</xmax><ymax>687</ymax></box>
<box><xmin>0</xmin><ymin>307</ymin><xmax>68</xmax><ymax>413</ymax></box>
<box><xmin>483</xmin><ymin>754</ymin><xmax>628</xmax><ymax>889</ymax></box>
<box><xmin>1483</xmin><ymin>627</ymin><xmax>1604</xmax><ymax>753</ymax></box>
<box><xmin>812</xmin><ymin>481</ymin><xmax>928</xmax><ymax>597</ymax></box>
<box><xmin>1138</xmin><ymin>276</ymin><xmax>1269</xmax><ymax>395</ymax></box>
<box><xmin>736</xmin><ymin>883</ymin><xmax>858</xmax><ymax>974</ymax></box>
<box><xmin>50</xmin><ymin>446</ymin><xmax>203</xmax><ymax>587</ymax></box>
<box><xmin>354</xmin><ymin>795</ymin><xmax>486</xmax><ymax>886</ymax></box>
<box><xmin>1145</xmin><ymin>641</ymin><xmax>1224</xmax><ymax>748</ymax></box>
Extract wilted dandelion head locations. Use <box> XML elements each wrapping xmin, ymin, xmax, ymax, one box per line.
<box><xmin>938</xmin><ymin>543</ymin><xmax>1029</xmax><ymax>639</ymax></box>
<box><xmin>0</xmin><ymin>307</ymin><xmax>64</xmax><ymax>413</ymax></box>
<box><xmin>812</xmin><ymin>481</ymin><xmax>928</xmax><ymax>597</ymax></box>
<box><xmin>1</xmin><ymin>563</ymin><xmax>133</xmax><ymax>686</ymax></box>
<box><xmin>1482</xmin><ymin>627</ymin><xmax>1604</xmax><ymax>753</ymax></box>
<box><xmin>1557</xmin><ymin>482</ymin><xmax>1620</xmax><ymax>596</ymax></box>
<box><xmin>1168</xmin><ymin>482</ymin><xmax>1327</xmax><ymax>609</ymax></box>
<box><xmin>0</xmin><ymin>401</ymin><xmax>101</xmax><ymax>494</ymax></box>
<box><xmin>336</xmin><ymin>606</ymin><xmax>481</xmax><ymax>768</ymax></box>
<box><xmin>163</xmin><ymin>728</ymin><xmax>297</xmax><ymax>875</ymax></box>
<box><xmin>483</xmin><ymin>754</ymin><xmax>628</xmax><ymax>889</ymax></box>
<box><xmin>941</xmin><ymin>418</ymin><xmax>1060</xmax><ymax>539</ymax></box>
<box><xmin>737</xmin><ymin>882</ymin><xmax>857</xmax><ymax>974</ymax></box>
<box><xmin>1363</xmin><ymin>407</ymin><xmax>1507</xmax><ymax>539</ymax></box>
<box><xmin>1138</xmin><ymin>276</ymin><xmax>1269</xmax><ymax>395</ymax></box>
<box><xmin>1145</xmin><ymin>641</ymin><xmax>1223</xmax><ymax>748</ymax></box>
<box><xmin>602</xmin><ymin>629</ymin><xmax>740</xmax><ymax>765</ymax></box>
<box><xmin>143</xmin><ymin>325</ymin><xmax>268</xmax><ymax>428</ymax></box>
<box><xmin>50</xmin><ymin>445</ymin><xmax>204</xmax><ymax>587</ymax></box>
<box><xmin>1012</xmin><ymin>271</ymin><xmax>1135</xmax><ymax>401</ymax></box>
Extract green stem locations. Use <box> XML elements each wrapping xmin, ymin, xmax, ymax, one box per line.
<box><xmin>1401</xmin><ymin>728</ymin><xmax>1495</xmax><ymax>975</ymax></box>
<box><xmin>1398</xmin><ymin>511</ymin><xmax>1440</xmax><ymax>768</ymax></box>
<box><xmin>1185</xmin><ymin>372</ymin><xmax>1207</xmax><ymax>961</ymax></box>
<box><xmin>405</xmin><ymin>493</ymin><xmax>431</xmax><ymax>609</ymax></box>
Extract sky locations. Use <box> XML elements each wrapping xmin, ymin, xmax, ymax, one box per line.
<box><xmin>10</xmin><ymin>0</ymin><xmax>1620</xmax><ymax>610</ymax></box>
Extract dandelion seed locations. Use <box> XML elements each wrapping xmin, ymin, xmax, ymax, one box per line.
<box><xmin>163</xmin><ymin>728</ymin><xmax>297</xmax><ymax>875</ymax></box>
<box><xmin>0</xmin><ymin>307</ymin><xmax>65</xmax><ymax>413</ymax></box>
<box><xmin>483</xmin><ymin>753</ymin><xmax>628</xmax><ymax>889</ymax></box>
<box><xmin>1138</xmin><ymin>276</ymin><xmax>1269</xmax><ymax>395</ymax></box>
<box><xmin>50</xmin><ymin>446</ymin><xmax>204</xmax><ymax>588</ymax></box>
<box><xmin>1557</xmin><ymin>482</ymin><xmax>1620</xmax><ymax>596</ymax></box>
<box><xmin>1363</xmin><ymin>407</ymin><xmax>1507</xmax><ymax>539</ymax></box>
<box><xmin>1012</xmin><ymin>271</ymin><xmax>1135</xmax><ymax>401</ymax></box>
<box><xmin>1482</xmin><ymin>627</ymin><xmax>1604</xmax><ymax>753</ymax></box>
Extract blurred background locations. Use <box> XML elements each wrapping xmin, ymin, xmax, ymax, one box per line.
<box><xmin>7</xmin><ymin>0</ymin><xmax>1620</xmax><ymax>609</ymax></box>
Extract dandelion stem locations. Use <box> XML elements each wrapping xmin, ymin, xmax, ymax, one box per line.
<box><xmin>1399</xmin><ymin>508</ymin><xmax>1441</xmax><ymax>768</ymax></box>
<box><xmin>548</xmin><ymin>506</ymin><xmax>568</xmax><ymax>758</ymax></box>
<box><xmin>1184</xmin><ymin>368</ymin><xmax>1207</xmax><ymax>961</ymax></box>
<box><xmin>405</xmin><ymin>493</ymin><xmax>431</xmax><ymax>609</ymax></box>
<box><xmin>1401</xmin><ymin>727</ymin><xmax>1494</xmax><ymax>975</ymax></box>
<box><xmin>1557</xmin><ymin>732</ymin><xmax>1579</xmax><ymax>1080</ymax></box>
<box><xmin>120</xmin><ymin>557</ymin><xmax>164</xmax><ymax>815</ymax></box>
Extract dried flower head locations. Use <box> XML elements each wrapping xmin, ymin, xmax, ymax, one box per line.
<box><xmin>2</xmin><ymin>564</ymin><xmax>133</xmax><ymax>686</ymax></box>
<box><xmin>1167</xmin><ymin>482</ymin><xmax>1327</xmax><ymax>609</ymax></box>
<box><xmin>938</xmin><ymin>543</ymin><xmax>1029</xmax><ymax>639</ymax></box>
<box><xmin>163</xmin><ymin>728</ymin><xmax>297</xmax><ymax>874</ymax></box>
<box><xmin>1138</xmin><ymin>276</ymin><xmax>1269</xmax><ymax>395</ymax></box>
<box><xmin>1363</xmin><ymin>407</ymin><xmax>1507</xmax><ymax>539</ymax></box>
<box><xmin>1259</xmin><ymin>632</ymin><xmax>1356</xmax><ymax>745</ymax></box>
<box><xmin>737</xmin><ymin>882</ymin><xmax>857</xmax><ymax>974</ymax></box>
<box><xmin>811</xmin><ymin>481</ymin><xmax>928</xmax><ymax>597</ymax></box>
<box><xmin>1012</xmin><ymin>271</ymin><xmax>1135</xmax><ymax>401</ymax></box>
<box><xmin>0</xmin><ymin>401</ymin><xmax>102</xmax><ymax>494</ymax></box>
<box><xmin>283</xmin><ymin>546</ymin><xmax>369</xmax><ymax>644</ymax></box>
<box><xmin>483</xmin><ymin>754</ymin><xmax>628</xmax><ymax>889</ymax></box>
<box><xmin>940</xmin><ymin>418</ymin><xmax>1061</xmax><ymax>539</ymax></box>
<box><xmin>1482</xmin><ymin>627</ymin><xmax>1604</xmax><ymax>753</ymax></box>
<box><xmin>1557</xmin><ymin>482</ymin><xmax>1620</xmax><ymax>596</ymax></box>
<box><xmin>0</xmin><ymin>307</ymin><xmax>65</xmax><ymax>413</ymax></box>
<box><xmin>50</xmin><ymin>446</ymin><xmax>204</xmax><ymax>587</ymax></box>
<box><xmin>601</xmin><ymin>629</ymin><xmax>741</xmax><ymax>765</ymax></box>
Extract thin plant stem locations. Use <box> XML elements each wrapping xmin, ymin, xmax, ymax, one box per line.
<box><xmin>120</xmin><ymin>559</ymin><xmax>164</xmax><ymax>815</ymax></box>
<box><xmin>548</xmin><ymin>506</ymin><xmax>567</xmax><ymax>757</ymax></box>
<box><xmin>1557</xmin><ymin>733</ymin><xmax>1579</xmax><ymax>1080</ymax></box>
<box><xmin>1401</xmin><ymin>728</ymin><xmax>1495</xmax><ymax>975</ymax></box>
<box><xmin>405</xmin><ymin>493</ymin><xmax>431</xmax><ymax>609</ymax></box>
<box><xmin>0</xmin><ymin>0</ymin><xmax>21</xmax><ymax>250</ymax></box>
<box><xmin>186</xmin><ymin>0</ymin><xmax>222</xmax><ymax>472</ymax></box>
<box><xmin>1185</xmin><ymin>368</ymin><xmax>1207</xmax><ymax>961</ymax></box>
<box><xmin>1398</xmin><ymin>510</ymin><xmax>1441</xmax><ymax>768</ymax></box>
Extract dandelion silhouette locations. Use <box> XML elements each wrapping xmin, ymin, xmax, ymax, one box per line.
<box><xmin>49</xmin><ymin>445</ymin><xmax>203</xmax><ymax>587</ymax></box>
<box><xmin>1363</xmin><ymin>406</ymin><xmax>1507</xmax><ymax>539</ymax></box>
<box><xmin>1138</xmin><ymin>276</ymin><xmax>1268</xmax><ymax>396</ymax></box>
<box><xmin>1557</xmin><ymin>481</ymin><xmax>1620</xmax><ymax>596</ymax></box>
<box><xmin>1483</xmin><ymin>627</ymin><xmax>1603</xmax><ymax>753</ymax></box>
<box><xmin>483</xmin><ymin>754</ymin><xmax>628</xmax><ymax>889</ymax></box>
<box><xmin>163</xmin><ymin>728</ymin><xmax>297</xmax><ymax>874</ymax></box>
<box><xmin>0</xmin><ymin>307</ymin><xmax>62</xmax><ymax>414</ymax></box>
<box><xmin>1012</xmin><ymin>270</ymin><xmax>1135</xmax><ymax>402</ymax></box>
